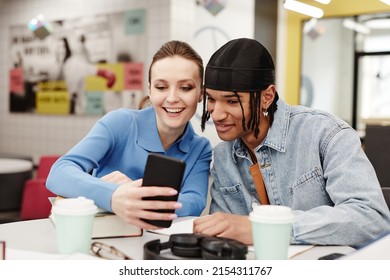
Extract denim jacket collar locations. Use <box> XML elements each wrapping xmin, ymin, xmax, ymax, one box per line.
<box><xmin>262</xmin><ymin>99</ymin><xmax>290</xmax><ymax>153</ymax></box>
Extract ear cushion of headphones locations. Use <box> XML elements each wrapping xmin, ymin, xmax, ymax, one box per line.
<box><xmin>200</xmin><ymin>236</ymin><xmax>248</xmax><ymax>260</ymax></box>
<box><xmin>143</xmin><ymin>239</ymin><xmax>169</xmax><ymax>260</ymax></box>
<box><xmin>170</xmin><ymin>233</ymin><xmax>203</xmax><ymax>258</ymax></box>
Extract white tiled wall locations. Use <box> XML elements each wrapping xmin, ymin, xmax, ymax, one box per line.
<box><xmin>0</xmin><ymin>0</ymin><xmax>178</xmax><ymax>163</ymax></box>
<box><xmin>0</xmin><ymin>0</ymin><xmax>255</xmax><ymax>163</ymax></box>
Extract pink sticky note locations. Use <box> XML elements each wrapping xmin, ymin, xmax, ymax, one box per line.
<box><xmin>124</xmin><ymin>63</ymin><xmax>143</xmax><ymax>90</ymax></box>
<box><xmin>9</xmin><ymin>68</ymin><xmax>24</xmax><ymax>94</ymax></box>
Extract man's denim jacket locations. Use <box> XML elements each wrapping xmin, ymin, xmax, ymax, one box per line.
<box><xmin>210</xmin><ymin>99</ymin><xmax>390</xmax><ymax>247</ymax></box>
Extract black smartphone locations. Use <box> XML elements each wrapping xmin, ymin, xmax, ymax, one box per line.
<box><xmin>318</xmin><ymin>253</ymin><xmax>345</xmax><ymax>260</ymax></box>
<box><xmin>142</xmin><ymin>153</ymin><xmax>186</xmax><ymax>228</ymax></box>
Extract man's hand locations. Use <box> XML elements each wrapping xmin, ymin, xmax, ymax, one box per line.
<box><xmin>193</xmin><ymin>212</ymin><xmax>253</xmax><ymax>245</ymax></box>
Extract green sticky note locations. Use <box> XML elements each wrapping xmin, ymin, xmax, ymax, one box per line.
<box><xmin>85</xmin><ymin>92</ymin><xmax>104</xmax><ymax>115</ymax></box>
<box><xmin>125</xmin><ymin>9</ymin><xmax>145</xmax><ymax>35</ymax></box>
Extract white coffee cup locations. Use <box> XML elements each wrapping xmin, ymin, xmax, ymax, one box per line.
<box><xmin>51</xmin><ymin>196</ymin><xmax>98</xmax><ymax>254</ymax></box>
<box><xmin>249</xmin><ymin>205</ymin><xmax>294</xmax><ymax>260</ymax></box>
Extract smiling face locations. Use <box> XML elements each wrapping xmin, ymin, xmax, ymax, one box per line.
<box><xmin>149</xmin><ymin>56</ymin><xmax>202</xmax><ymax>135</ymax></box>
<box><xmin>205</xmin><ymin>89</ymin><xmax>252</xmax><ymax>141</ymax></box>
<box><xmin>205</xmin><ymin>87</ymin><xmax>274</xmax><ymax>149</ymax></box>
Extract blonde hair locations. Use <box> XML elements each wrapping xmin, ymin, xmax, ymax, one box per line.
<box><xmin>139</xmin><ymin>40</ymin><xmax>203</xmax><ymax>109</ymax></box>
<box><xmin>148</xmin><ymin>40</ymin><xmax>203</xmax><ymax>85</ymax></box>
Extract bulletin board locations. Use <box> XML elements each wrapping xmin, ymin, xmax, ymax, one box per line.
<box><xmin>8</xmin><ymin>9</ymin><xmax>146</xmax><ymax>115</ymax></box>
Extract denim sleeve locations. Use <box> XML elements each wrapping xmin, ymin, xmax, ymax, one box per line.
<box><xmin>291</xmin><ymin>127</ymin><xmax>390</xmax><ymax>247</ymax></box>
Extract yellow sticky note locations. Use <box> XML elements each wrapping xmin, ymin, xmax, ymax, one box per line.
<box><xmin>36</xmin><ymin>91</ymin><xmax>70</xmax><ymax>114</ymax></box>
<box><xmin>85</xmin><ymin>63</ymin><xmax>124</xmax><ymax>91</ymax></box>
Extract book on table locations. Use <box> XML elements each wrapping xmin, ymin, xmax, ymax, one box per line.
<box><xmin>91</xmin><ymin>211</ymin><xmax>142</xmax><ymax>238</ymax></box>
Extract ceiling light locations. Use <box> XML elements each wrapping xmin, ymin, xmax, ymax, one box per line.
<box><xmin>284</xmin><ymin>0</ymin><xmax>324</xmax><ymax>18</ymax></box>
<box><xmin>314</xmin><ymin>0</ymin><xmax>331</xmax><ymax>4</ymax></box>
<box><xmin>379</xmin><ymin>0</ymin><xmax>390</xmax><ymax>5</ymax></box>
<box><xmin>343</xmin><ymin>19</ymin><xmax>371</xmax><ymax>34</ymax></box>
<box><xmin>364</xmin><ymin>18</ymin><xmax>390</xmax><ymax>29</ymax></box>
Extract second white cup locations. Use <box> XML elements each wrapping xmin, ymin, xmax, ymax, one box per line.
<box><xmin>249</xmin><ymin>205</ymin><xmax>294</xmax><ymax>260</ymax></box>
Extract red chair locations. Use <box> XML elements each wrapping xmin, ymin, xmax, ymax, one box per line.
<box><xmin>20</xmin><ymin>155</ymin><xmax>61</xmax><ymax>220</ymax></box>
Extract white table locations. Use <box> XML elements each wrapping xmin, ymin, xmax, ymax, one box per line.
<box><xmin>0</xmin><ymin>218</ymin><xmax>355</xmax><ymax>260</ymax></box>
<box><xmin>0</xmin><ymin>158</ymin><xmax>33</xmax><ymax>174</ymax></box>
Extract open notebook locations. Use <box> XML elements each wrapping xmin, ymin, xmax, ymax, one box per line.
<box><xmin>49</xmin><ymin>197</ymin><xmax>142</xmax><ymax>239</ymax></box>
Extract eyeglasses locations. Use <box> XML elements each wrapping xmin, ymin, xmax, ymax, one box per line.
<box><xmin>91</xmin><ymin>242</ymin><xmax>132</xmax><ymax>260</ymax></box>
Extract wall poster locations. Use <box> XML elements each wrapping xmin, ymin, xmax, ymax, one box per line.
<box><xmin>9</xmin><ymin>9</ymin><xmax>146</xmax><ymax>115</ymax></box>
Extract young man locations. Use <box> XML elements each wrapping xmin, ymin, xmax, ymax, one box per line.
<box><xmin>193</xmin><ymin>38</ymin><xmax>390</xmax><ymax>247</ymax></box>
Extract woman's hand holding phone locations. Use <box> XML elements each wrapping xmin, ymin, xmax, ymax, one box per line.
<box><xmin>111</xmin><ymin>179</ymin><xmax>182</xmax><ymax>230</ymax></box>
<box><xmin>107</xmin><ymin>154</ymin><xmax>185</xmax><ymax>229</ymax></box>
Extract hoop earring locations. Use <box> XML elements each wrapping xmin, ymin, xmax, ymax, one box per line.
<box><xmin>263</xmin><ymin>108</ymin><xmax>269</xmax><ymax>117</ymax></box>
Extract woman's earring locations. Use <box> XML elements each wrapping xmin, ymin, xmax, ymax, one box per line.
<box><xmin>263</xmin><ymin>107</ymin><xmax>269</xmax><ymax>117</ymax></box>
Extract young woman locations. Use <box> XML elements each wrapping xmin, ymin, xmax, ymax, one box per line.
<box><xmin>47</xmin><ymin>40</ymin><xmax>212</xmax><ymax>230</ymax></box>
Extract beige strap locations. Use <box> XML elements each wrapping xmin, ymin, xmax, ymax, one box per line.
<box><xmin>245</xmin><ymin>145</ymin><xmax>270</xmax><ymax>205</ymax></box>
<box><xmin>249</xmin><ymin>162</ymin><xmax>269</xmax><ymax>205</ymax></box>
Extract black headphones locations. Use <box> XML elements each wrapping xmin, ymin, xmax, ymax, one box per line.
<box><xmin>143</xmin><ymin>233</ymin><xmax>248</xmax><ymax>260</ymax></box>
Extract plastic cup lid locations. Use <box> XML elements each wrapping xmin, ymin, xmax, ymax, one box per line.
<box><xmin>249</xmin><ymin>205</ymin><xmax>294</xmax><ymax>224</ymax></box>
<box><xmin>51</xmin><ymin>196</ymin><xmax>98</xmax><ymax>216</ymax></box>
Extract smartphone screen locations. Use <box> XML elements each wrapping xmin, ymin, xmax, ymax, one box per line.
<box><xmin>142</xmin><ymin>153</ymin><xmax>186</xmax><ymax>228</ymax></box>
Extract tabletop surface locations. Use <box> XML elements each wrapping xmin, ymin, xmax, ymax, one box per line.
<box><xmin>0</xmin><ymin>218</ymin><xmax>356</xmax><ymax>260</ymax></box>
<box><xmin>0</xmin><ymin>158</ymin><xmax>33</xmax><ymax>174</ymax></box>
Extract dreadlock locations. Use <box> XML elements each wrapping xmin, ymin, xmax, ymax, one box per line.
<box><xmin>200</xmin><ymin>88</ymin><xmax>210</xmax><ymax>132</ymax></box>
<box><xmin>233</xmin><ymin>92</ymin><xmax>246</xmax><ymax>131</ymax></box>
<box><xmin>247</xmin><ymin>91</ymin><xmax>261</xmax><ymax>138</ymax></box>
